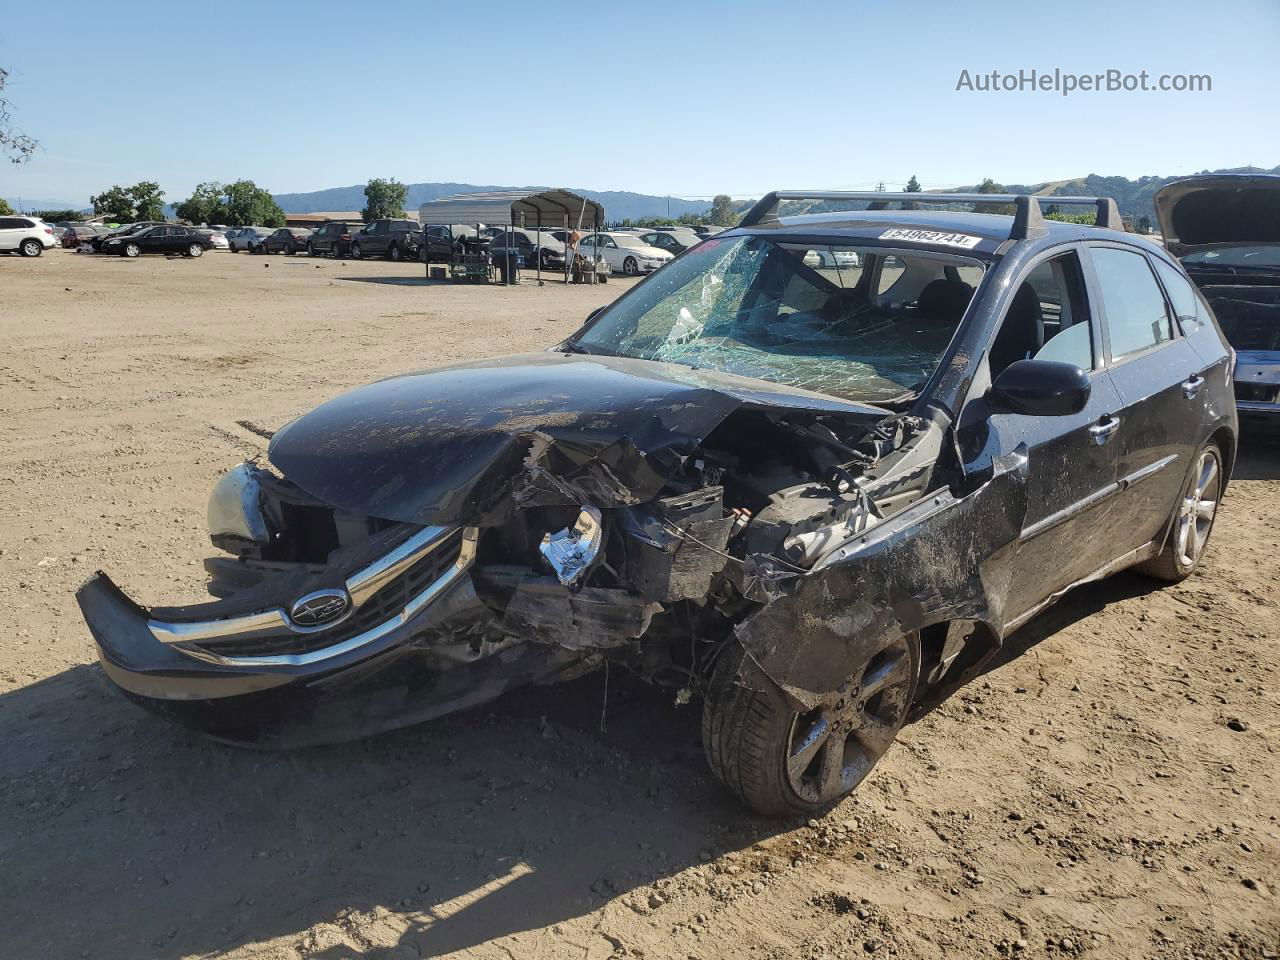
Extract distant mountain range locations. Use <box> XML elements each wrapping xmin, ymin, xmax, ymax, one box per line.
<box><xmin>942</xmin><ymin>165</ymin><xmax>1280</xmax><ymax>225</ymax></box>
<box><xmin>272</xmin><ymin>183</ymin><xmax>713</xmax><ymax>223</ymax></box>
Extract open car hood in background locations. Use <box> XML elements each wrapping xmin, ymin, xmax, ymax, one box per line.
<box><xmin>1154</xmin><ymin>174</ymin><xmax>1280</xmax><ymax>256</ymax></box>
<box><xmin>268</xmin><ymin>352</ymin><xmax>887</xmax><ymax>526</ymax></box>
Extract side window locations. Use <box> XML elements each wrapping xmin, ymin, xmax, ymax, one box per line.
<box><xmin>1091</xmin><ymin>247</ymin><xmax>1173</xmax><ymax>361</ymax></box>
<box><xmin>1152</xmin><ymin>258</ymin><xmax>1208</xmax><ymax>333</ymax></box>
<box><xmin>990</xmin><ymin>251</ymin><xmax>1093</xmax><ymax>375</ymax></box>
<box><xmin>0</xmin><ymin>217</ymin><xmax>16</xmax><ymax>229</ymax></box>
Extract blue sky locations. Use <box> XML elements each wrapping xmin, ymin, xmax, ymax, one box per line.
<box><xmin>2</xmin><ymin>0</ymin><xmax>1278</xmax><ymax>207</ymax></box>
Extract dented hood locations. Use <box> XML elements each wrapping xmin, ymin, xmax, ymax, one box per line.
<box><xmin>1154</xmin><ymin>175</ymin><xmax>1280</xmax><ymax>256</ymax></box>
<box><xmin>268</xmin><ymin>352</ymin><xmax>887</xmax><ymax>525</ymax></box>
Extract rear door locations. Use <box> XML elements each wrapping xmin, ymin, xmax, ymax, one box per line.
<box><xmin>1083</xmin><ymin>243</ymin><xmax>1205</xmax><ymax>554</ymax></box>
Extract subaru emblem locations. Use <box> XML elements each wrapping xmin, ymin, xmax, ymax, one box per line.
<box><xmin>289</xmin><ymin>589</ymin><xmax>351</xmax><ymax>629</ymax></box>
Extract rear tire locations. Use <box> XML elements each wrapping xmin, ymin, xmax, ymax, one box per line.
<box><xmin>307</xmin><ymin>243</ymin><xmax>315</xmax><ymax>257</ymax></box>
<box><xmin>389</xmin><ymin>244</ymin><xmax>402</xmax><ymax>262</ymax></box>
<box><xmin>19</xmin><ymin>239</ymin><xmax>43</xmax><ymax>257</ymax></box>
<box><xmin>702</xmin><ymin>633</ymin><xmax>919</xmax><ymax>817</ymax></box>
<box><xmin>187</xmin><ymin>243</ymin><xmax>204</xmax><ymax>258</ymax></box>
<box><xmin>1136</xmin><ymin>441</ymin><xmax>1223</xmax><ymax>582</ymax></box>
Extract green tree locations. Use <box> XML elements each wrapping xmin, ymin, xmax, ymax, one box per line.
<box><xmin>973</xmin><ymin>178</ymin><xmax>1015</xmax><ymax>215</ymax></box>
<box><xmin>219</xmin><ymin>180</ymin><xmax>285</xmax><ymax>226</ymax></box>
<box><xmin>1</xmin><ymin>67</ymin><xmax>37</xmax><ymax>164</ymax></box>
<box><xmin>90</xmin><ymin>181</ymin><xmax>166</xmax><ymax>223</ymax></box>
<box><xmin>904</xmin><ymin>175</ymin><xmax>922</xmax><ymax>193</ymax></box>
<box><xmin>0</xmin><ymin>197</ymin><xmax>13</xmax><ymax>215</ymax></box>
<box><xmin>707</xmin><ymin>194</ymin><xmax>739</xmax><ymax>227</ymax></box>
<box><xmin>362</xmin><ymin>178</ymin><xmax>408</xmax><ymax>222</ymax></box>
<box><xmin>32</xmin><ymin>208</ymin><xmax>83</xmax><ymax>221</ymax></box>
<box><xmin>175</xmin><ymin>181</ymin><xmax>225</xmax><ymax>224</ymax></box>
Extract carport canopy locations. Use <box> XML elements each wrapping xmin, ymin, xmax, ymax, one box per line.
<box><xmin>417</xmin><ymin>189</ymin><xmax>604</xmax><ymax>230</ymax></box>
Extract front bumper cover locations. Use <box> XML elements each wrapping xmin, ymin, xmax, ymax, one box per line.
<box><xmin>75</xmin><ymin>527</ymin><xmax>578</xmax><ymax>747</ymax></box>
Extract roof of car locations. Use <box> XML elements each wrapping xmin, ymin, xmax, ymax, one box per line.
<box><xmin>728</xmin><ymin>208</ymin><xmax>1134</xmax><ymax>257</ymax></box>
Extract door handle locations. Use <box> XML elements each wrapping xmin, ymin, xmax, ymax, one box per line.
<box><xmin>1183</xmin><ymin>374</ymin><xmax>1205</xmax><ymax>399</ymax></box>
<box><xmin>1088</xmin><ymin>415</ymin><xmax>1121</xmax><ymax>445</ymax></box>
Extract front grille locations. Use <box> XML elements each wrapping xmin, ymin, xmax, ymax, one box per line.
<box><xmin>190</xmin><ymin>530</ymin><xmax>464</xmax><ymax>659</ymax></box>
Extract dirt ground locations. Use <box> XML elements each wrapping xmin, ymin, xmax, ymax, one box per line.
<box><xmin>2</xmin><ymin>249</ymin><xmax>1277</xmax><ymax>960</ymax></box>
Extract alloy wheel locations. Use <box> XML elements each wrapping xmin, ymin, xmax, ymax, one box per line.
<box><xmin>784</xmin><ymin>635</ymin><xmax>915</xmax><ymax>806</ymax></box>
<box><xmin>1175</xmin><ymin>447</ymin><xmax>1221</xmax><ymax>568</ymax></box>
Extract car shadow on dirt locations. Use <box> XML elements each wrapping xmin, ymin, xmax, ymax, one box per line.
<box><xmin>0</xmin><ymin>657</ymin><xmax>776</xmax><ymax>960</ymax></box>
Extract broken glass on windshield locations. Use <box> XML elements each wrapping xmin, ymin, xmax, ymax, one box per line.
<box><xmin>577</xmin><ymin>235</ymin><xmax>986</xmax><ymax>404</ymax></box>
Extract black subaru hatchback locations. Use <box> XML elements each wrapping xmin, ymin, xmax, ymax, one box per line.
<box><xmin>77</xmin><ymin>191</ymin><xmax>1237</xmax><ymax>816</ymax></box>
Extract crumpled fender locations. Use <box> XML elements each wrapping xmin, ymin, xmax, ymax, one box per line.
<box><xmin>733</xmin><ymin>448</ymin><xmax>1029</xmax><ymax>711</ymax></box>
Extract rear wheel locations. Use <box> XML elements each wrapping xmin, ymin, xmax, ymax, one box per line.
<box><xmin>1137</xmin><ymin>441</ymin><xmax>1223</xmax><ymax>582</ymax></box>
<box><xmin>389</xmin><ymin>243</ymin><xmax>402</xmax><ymax>262</ymax></box>
<box><xmin>702</xmin><ymin>633</ymin><xmax>919</xmax><ymax>816</ymax></box>
<box><xmin>306</xmin><ymin>243</ymin><xmax>315</xmax><ymax>257</ymax></box>
<box><xmin>187</xmin><ymin>243</ymin><xmax>204</xmax><ymax>258</ymax></box>
<box><xmin>19</xmin><ymin>238</ymin><xmax>43</xmax><ymax>257</ymax></box>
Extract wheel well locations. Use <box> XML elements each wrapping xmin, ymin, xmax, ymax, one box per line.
<box><xmin>1209</xmin><ymin>425</ymin><xmax>1236</xmax><ymax>489</ymax></box>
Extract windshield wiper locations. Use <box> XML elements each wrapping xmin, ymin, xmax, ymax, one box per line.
<box><xmin>560</xmin><ymin>338</ymin><xmax>592</xmax><ymax>355</ymax></box>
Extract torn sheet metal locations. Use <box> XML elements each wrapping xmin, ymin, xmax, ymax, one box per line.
<box><xmin>733</xmin><ymin>448</ymin><xmax>1029</xmax><ymax>710</ymax></box>
<box><xmin>266</xmin><ymin>352</ymin><xmax>886</xmax><ymax>527</ymax></box>
<box><xmin>498</xmin><ymin>574</ymin><xmax>662</xmax><ymax>651</ymax></box>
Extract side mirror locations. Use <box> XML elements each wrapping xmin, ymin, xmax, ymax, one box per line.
<box><xmin>989</xmin><ymin>359</ymin><xmax>1090</xmax><ymax>416</ymax></box>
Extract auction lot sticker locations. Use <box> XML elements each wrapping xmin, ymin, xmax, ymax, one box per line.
<box><xmin>879</xmin><ymin>228</ymin><xmax>981</xmax><ymax>249</ymax></box>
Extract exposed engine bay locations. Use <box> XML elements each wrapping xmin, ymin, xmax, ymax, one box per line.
<box><xmin>199</xmin><ymin>394</ymin><xmax>940</xmax><ymax>699</ymax></box>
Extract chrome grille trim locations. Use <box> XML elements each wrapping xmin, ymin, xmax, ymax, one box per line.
<box><xmin>147</xmin><ymin>527</ymin><xmax>474</xmax><ymax>662</ymax></box>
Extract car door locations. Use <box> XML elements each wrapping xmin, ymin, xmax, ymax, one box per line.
<box><xmin>1083</xmin><ymin>243</ymin><xmax>1208</xmax><ymax>555</ymax></box>
<box><xmin>0</xmin><ymin>217</ymin><xmax>23</xmax><ymax>249</ymax></box>
<box><xmin>957</xmin><ymin>247</ymin><xmax>1126</xmax><ymax>628</ymax></box>
<box><xmin>369</xmin><ymin>220</ymin><xmax>389</xmax><ymax>255</ymax></box>
<box><xmin>138</xmin><ymin>227</ymin><xmax>165</xmax><ymax>253</ymax></box>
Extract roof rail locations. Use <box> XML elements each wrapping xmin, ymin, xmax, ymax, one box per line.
<box><xmin>738</xmin><ymin>191</ymin><xmax>1124</xmax><ymax>239</ymax></box>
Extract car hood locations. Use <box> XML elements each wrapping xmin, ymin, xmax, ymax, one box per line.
<box><xmin>1154</xmin><ymin>174</ymin><xmax>1280</xmax><ymax>257</ymax></box>
<box><xmin>268</xmin><ymin>351</ymin><xmax>888</xmax><ymax>526</ymax></box>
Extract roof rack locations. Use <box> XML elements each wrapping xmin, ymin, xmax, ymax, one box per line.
<box><xmin>738</xmin><ymin>191</ymin><xmax>1123</xmax><ymax>239</ymax></box>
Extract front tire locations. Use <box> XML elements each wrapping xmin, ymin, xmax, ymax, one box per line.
<box><xmin>306</xmin><ymin>243</ymin><xmax>315</xmax><ymax>257</ymax></box>
<box><xmin>123</xmin><ymin>243</ymin><xmax>141</xmax><ymax>258</ymax></box>
<box><xmin>623</xmin><ymin>256</ymin><xmax>638</xmax><ymax>276</ymax></box>
<box><xmin>19</xmin><ymin>239</ymin><xmax>43</xmax><ymax>257</ymax></box>
<box><xmin>351</xmin><ymin>242</ymin><xmax>363</xmax><ymax>260</ymax></box>
<box><xmin>389</xmin><ymin>244</ymin><xmax>402</xmax><ymax>262</ymax></box>
<box><xmin>1136</xmin><ymin>441</ymin><xmax>1223</xmax><ymax>582</ymax></box>
<box><xmin>702</xmin><ymin>634</ymin><xmax>919</xmax><ymax>817</ymax></box>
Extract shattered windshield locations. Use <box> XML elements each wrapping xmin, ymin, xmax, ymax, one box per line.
<box><xmin>575</xmin><ymin>235</ymin><xmax>985</xmax><ymax>403</ymax></box>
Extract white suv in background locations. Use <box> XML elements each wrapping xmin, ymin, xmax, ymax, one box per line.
<box><xmin>0</xmin><ymin>215</ymin><xmax>57</xmax><ymax>257</ymax></box>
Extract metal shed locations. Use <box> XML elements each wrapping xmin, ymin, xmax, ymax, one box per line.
<box><xmin>418</xmin><ymin>189</ymin><xmax>605</xmax><ymax>284</ymax></box>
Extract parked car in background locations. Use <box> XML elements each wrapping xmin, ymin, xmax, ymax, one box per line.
<box><xmin>258</xmin><ymin>228</ymin><xmax>314</xmax><ymax>255</ymax></box>
<box><xmin>579</xmin><ymin>231</ymin><xmax>674</xmax><ymax>275</ymax></box>
<box><xmin>308</xmin><ymin>221</ymin><xmax>362</xmax><ymax>258</ymax></box>
<box><xmin>1154</xmin><ymin>174</ymin><xmax>1280</xmax><ymax>430</ymax></box>
<box><xmin>90</xmin><ymin>222</ymin><xmax>165</xmax><ymax>252</ymax></box>
<box><xmin>419</xmin><ymin>224</ymin><xmax>466</xmax><ymax>263</ymax></box>
<box><xmin>351</xmin><ymin>219</ymin><xmax>421</xmax><ymax>261</ymax></box>
<box><xmin>487</xmin><ymin>229</ymin><xmax>568</xmax><ymax>270</ymax></box>
<box><xmin>61</xmin><ymin>223</ymin><xmax>111</xmax><ymax>250</ymax></box>
<box><xmin>196</xmin><ymin>229</ymin><xmax>230</xmax><ymax>251</ymax></box>
<box><xmin>101</xmin><ymin>224</ymin><xmax>213</xmax><ymax>258</ymax></box>
<box><xmin>226</xmin><ymin>227</ymin><xmax>273</xmax><ymax>253</ymax></box>
<box><xmin>0</xmin><ymin>216</ymin><xmax>57</xmax><ymax>256</ymax></box>
<box><xmin>637</xmin><ymin>227</ymin><xmax>704</xmax><ymax>256</ymax></box>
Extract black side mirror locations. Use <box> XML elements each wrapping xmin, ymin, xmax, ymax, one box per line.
<box><xmin>989</xmin><ymin>359</ymin><xmax>1090</xmax><ymax>416</ymax></box>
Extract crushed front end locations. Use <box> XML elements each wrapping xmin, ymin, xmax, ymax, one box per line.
<box><xmin>77</xmin><ymin>352</ymin><xmax>945</xmax><ymax>747</ymax></box>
